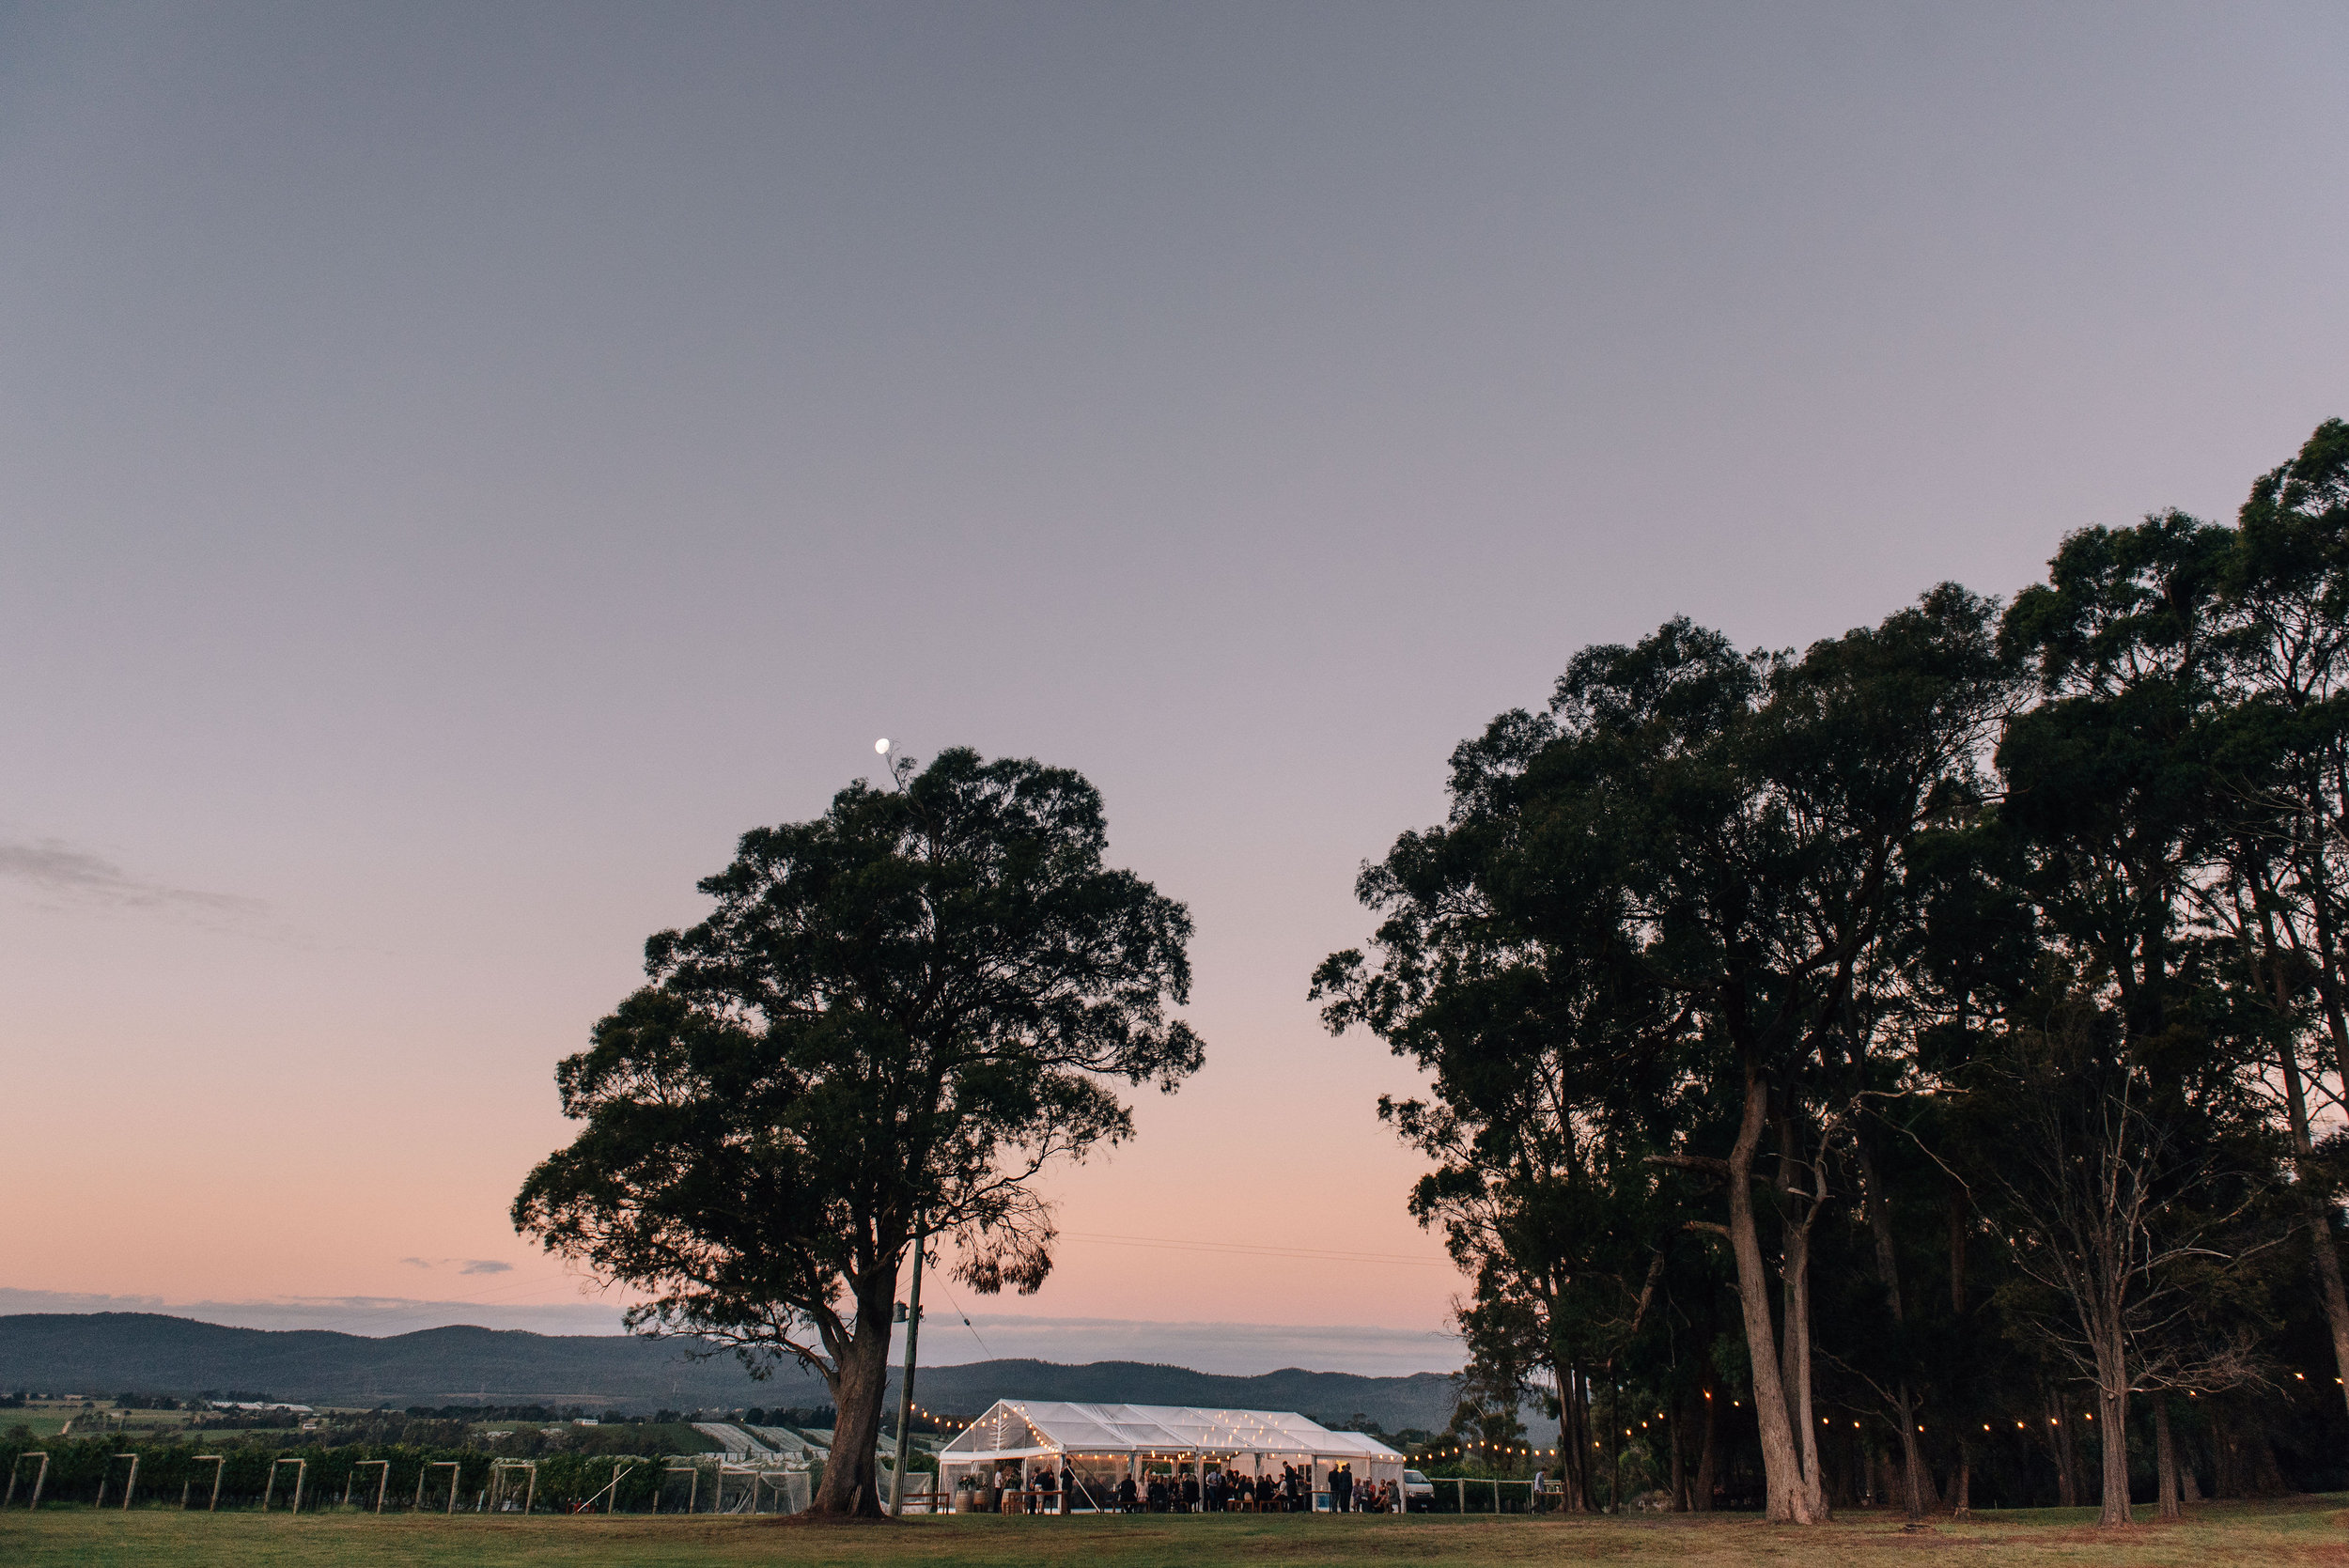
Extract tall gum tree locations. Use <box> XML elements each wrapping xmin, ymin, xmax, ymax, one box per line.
<box><xmin>2217</xmin><ymin>419</ymin><xmax>2349</xmax><ymax>1421</ymax></box>
<box><xmin>514</xmin><ymin>749</ymin><xmax>1201</xmax><ymax>1515</ymax></box>
<box><xmin>1319</xmin><ymin>591</ymin><xmax>2011</xmax><ymax>1523</ymax></box>
<box><xmin>1996</xmin><ymin>510</ymin><xmax>2242</xmax><ymax>1526</ymax></box>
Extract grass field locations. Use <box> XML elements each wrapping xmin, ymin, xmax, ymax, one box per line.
<box><xmin>3</xmin><ymin>1498</ymin><xmax>2345</xmax><ymax>1567</ymax></box>
<box><xmin>4</xmin><ymin>1403</ymin><xmax>203</xmax><ymax>1441</ymax></box>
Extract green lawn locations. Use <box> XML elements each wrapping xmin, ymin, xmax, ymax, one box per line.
<box><xmin>2</xmin><ymin>1498</ymin><xmax>2345</xmax><ymax>1567</ymax></box>
<box><xmin>4</xmin><ymin>1405</ymin><xmax>201</xmax><ymax>1442</ymax></box>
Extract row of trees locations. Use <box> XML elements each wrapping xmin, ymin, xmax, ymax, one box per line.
<box><xmin>509</xmin><ymin>418</ymin><xmax>2345</xmax><ymax>1523</ymax></box>
<box><xmin>1314</xmin><ymin>419</ymin><xmax>2349</xmax><ymax>1525</ymax></box>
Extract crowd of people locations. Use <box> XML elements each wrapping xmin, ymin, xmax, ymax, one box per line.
<box><xmin>980</xmin><ymin>1459</ymin><xmax>1395</xmax><ymax>1514</ymax></box>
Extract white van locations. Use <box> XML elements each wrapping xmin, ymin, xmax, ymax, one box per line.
<box><xmin>1401</xmin><ymin>1469</ymin><xmax>1435</xmax><ymax>1512</ymax></box>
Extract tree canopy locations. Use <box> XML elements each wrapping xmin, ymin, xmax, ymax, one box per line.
<box><xmin>515</xmin><ymin>747</ymin><xmax>1200</xmax><ymax>1515</ymax></box>
<box><xmin>1320</xmin><ymin>420</ymin><xmax>2349</xmax><ymax>1526</ymax></box>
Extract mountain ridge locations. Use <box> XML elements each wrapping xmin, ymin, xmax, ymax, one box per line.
<box><xmin>0</xmin><ymin>1313</ymin><xmax>1459</xmax><ymax>1432</ymax></box>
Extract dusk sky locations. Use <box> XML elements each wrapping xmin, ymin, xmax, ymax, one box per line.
<box><xmin>5</xmin><ymin>3</ymin><xmax>2345</xmax><ymax>1375</ymax></box>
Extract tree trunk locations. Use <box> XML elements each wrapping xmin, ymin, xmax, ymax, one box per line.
<box><xmin>1554</xmin><ymin>1358</ymin><xmax>1590</xmax><ymax>1513</ymax></box>
<box><xmin>2152</xmin><ymin>1396</ymin><xmax>2181</xmax><ymax>1521</ymax></box>
<box><xmin>1890</xmin><ymin>1389</ymin><xmax>1928</xmax><ymax>1518</ymax></box>
<box><xmin>1781</xmin><ymin>1211</ymin><xmax>1829</xmax><ymax>1520</ymax></box>
<box><xmin>1727</xmin><ymin>1065</ymin><xmax>1822</xmax><ymax>1522</ymax></box>
<box><xmin>2094</xmin><ymin>1345</ymin><xmax>2132</xmax><ymax>1528</ymax></box>
<box><xmin>2302</xmin><ymin>856</ymin><xmax>2349</xmax><ymax>1110</ymax></box>
<box><xmin>2212</xmin><ymin>1413</ymin><xmax>2240</xmax><ymax>1498</ymax></box>
<box><xmin>813</xmin><ymin>1297</ymin><xmax>894</xmax><ymax>1516</ymax></box>
<box><xmin>2276</xmin><ymin>1039</ymin><xmax>2349</xmax><ymax>1426</ymax></box>
<box><xmin>1608</xmin><ymin>1374</ymin><xmax>1621</xmax><ymax>1513</ymax></box>
<box><xmin>1948</xmin><ymin>1192</ymin><xmax>1972</xmax><ymax>1521</ymax></box>
<box><xmin>2046</xmin><ymin>1386</ymin><xmax>2077</xmax><ymax>1508</ymax></box>
<box><xmin>1854</xmin><ymin>1133</ymin><xmax>1928</xmax><ymax>1520</ymax></box>
<box><xmin>1669</xmin><ymin>1399</ymin><xmax>1687</xmax><ymax>1511</ymax></box>
<box><xmin>2239</xmin><ymin>1411</ymin><xmax>2291</xmax><ymax>1495</ymax></box>
<box><xmin>1574</xmin><ymin>1368</ymin><xmax>1596</xmax><ymax>1511</ymax></box>
<box><xmin>1692</xmin><ymin>1389</ymin><xmax>1717</xmax><ymax>1512</ymax></box>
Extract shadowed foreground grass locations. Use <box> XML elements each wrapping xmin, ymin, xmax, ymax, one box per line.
<box><xmin>2</xmin><ymin>1498</ymin><xmax>2345</xmax><ymax>1567</ymax></box>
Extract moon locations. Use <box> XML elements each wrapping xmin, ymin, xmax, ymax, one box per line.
<box><xmin>875</xmin><ymin>738</ymin><xmax>891</xmax><ymax>754</ymax></box>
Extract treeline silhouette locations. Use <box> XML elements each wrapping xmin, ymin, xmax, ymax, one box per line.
<box><xmin>1318</xmin><ymin>420</ymin><xmax>2349</xmax><ymax>1522</ymax></box>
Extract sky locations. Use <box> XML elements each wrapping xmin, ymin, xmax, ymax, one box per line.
<box><xmin>3</xmin><ymin>3</ymin><xmax>2345</xmax><ymax>1377</ymax></box>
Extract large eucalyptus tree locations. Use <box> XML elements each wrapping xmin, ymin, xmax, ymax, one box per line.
<box><xmin>1319</xmin><ymin>590</ymin><xmax>2011</xmax><ymax>1523</ymax></box>
<box><xmin>514</xmin><ymin>748</ymin><xmax>1201</xmax><ymax>1515</ymax></box>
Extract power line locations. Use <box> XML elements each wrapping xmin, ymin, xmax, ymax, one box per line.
<box><xmin>927</xmin><ymin>1277</ymin><xmax>995</xmax><ymax>1360</ymax></box>
<box><xmin>1059</xmin><ymin>1230</ymin><xmax>1455</xmax><ymax>1268</ymax></box>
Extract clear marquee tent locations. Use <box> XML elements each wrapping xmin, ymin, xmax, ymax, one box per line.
<box><xmin>936</xmin><ymin>1401</ymin><xmax>1405</xmax><ymax>1503</ymax></box>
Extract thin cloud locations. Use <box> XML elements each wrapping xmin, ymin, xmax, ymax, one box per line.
<box><xmin>0</xmin><ymin>839</ymin><xmax>266</xmax><ymax>917</ymax></box>
<box><xmin>399</xmin><ymin>1257</ymin><xmax>515</xmax><ymax>1276</ymax></box>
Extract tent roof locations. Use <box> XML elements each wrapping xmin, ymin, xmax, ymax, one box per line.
<box><xmin>938</xmin><ymin>1400</ymin><xmax>1404</xmax><ymax>1461</ymax></box>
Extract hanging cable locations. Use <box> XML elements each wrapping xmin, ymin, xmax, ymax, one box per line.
<box><xmin>930</xmin><ymin>1276</ymin><xmax>995</xmax><ymax>1360</ymax></box>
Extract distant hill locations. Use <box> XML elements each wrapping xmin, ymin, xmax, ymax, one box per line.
<box><xmin>0</xmin><ymin>1312</ymin><xmax>817</xmax><ymax>1408</ymax></box>
<box><xmin>0</xmin><ymin>1314</ymin><xmax>1459</xmax><ymax>1432</ymax></box>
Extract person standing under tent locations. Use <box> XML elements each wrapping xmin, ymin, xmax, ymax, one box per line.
<box><xmin>1181</xmin><ymin>1470</ymin><xmax>1200</xmax><ymax>1513</ymax></box>
<box><xmin>1118</xmin><ymin>1472</ymin><xmax>1138</xmax><ymax>1513</ymax></box>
